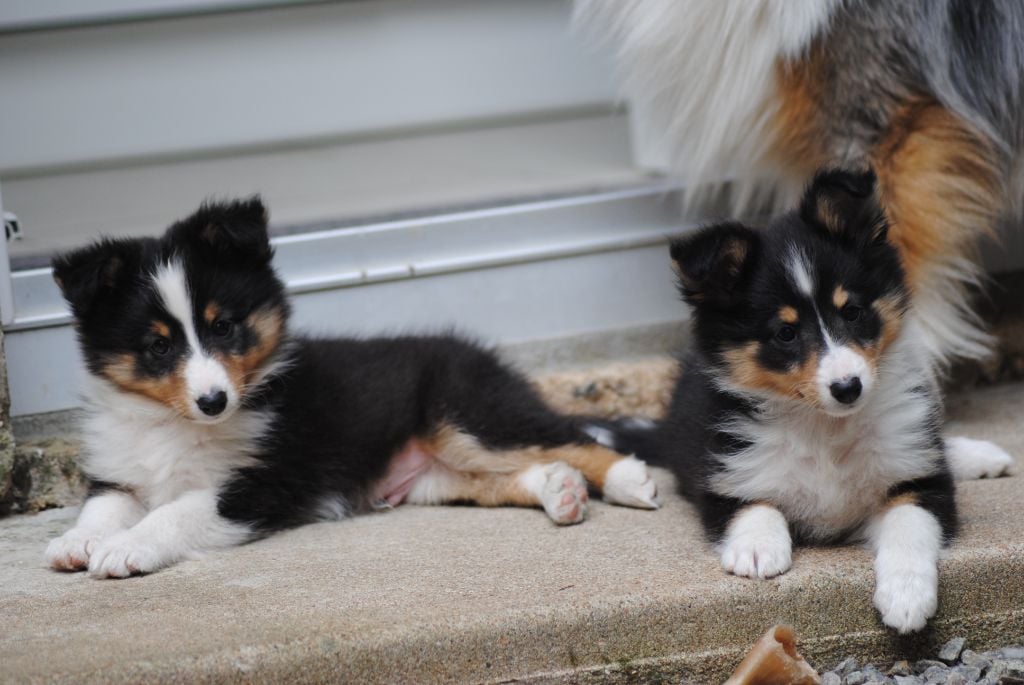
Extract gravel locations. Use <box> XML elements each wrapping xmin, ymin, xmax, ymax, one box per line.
<box><xmin>820</xmin><ymin>641</ymin><xmax>1024</xmax><ymax>684</ymax></box>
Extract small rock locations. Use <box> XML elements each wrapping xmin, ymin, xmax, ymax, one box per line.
<box><xmin>940</xmin><ymin>637</ymin><xmax>968</xmax><ymax>663</ymax></box>
<box><xmin>961</xmin><ymin>650</ymin><xmax>992</xmax><ymax>671</ymax></box>
<box><xmin>822</xmin><ymin>672</ymin><xmax>842</xmax><ymax>685</ymax></box>
<box><xmin>953</xmin><ymin>665</ymin><xmax>981</xmax><ymax>682</ymax></box>
<box><xmin>986</xmin><ymin>661</ymin><xmax>1007</xmax><ymax>680</ymax></box>
<box><xmin>922</xmin><ymin>664</ymin><xmax>948</xmax><ymax>684</ymax></box>
<box><xmin>847</xmin><ymin>671</ymin><xmax>866</xmax><ymax>685</ymax></box>
<box><xmin>889</xmin><ymin>661</ymin><xmax>913</xmax><ymax>676</ymax></box>
<box><xmin>862</xmin><ymin>664</ymin><xmax>887</xmax><ymax>682</ymax></box>
<box><xmin>836</xmin><ymin>657</ymin><xmax>860</xmax><ymax>676</ymax></box>
<box><xmin>895</xmin><ymin>676</ymin><xmax>924</xmax><ymax>685</ymax></box>
<box><xmin>915</xmin><ymin>660</ymin><xmax>946</xmax><ymax>675</ymax></box>
<box><xmin>945</xmin><ymin>674</ymin><xmax>967</xmax><ymax>685</ymax></box>
<box><xmin>1002</xmin><ymin>648</ymin><xmax>1024</xmax><ymax>660</ymax></box>
<box><xmin>1005</xmin><ymin>659</ymin><xmax>1024</xmax><ymax>676</ymax></box>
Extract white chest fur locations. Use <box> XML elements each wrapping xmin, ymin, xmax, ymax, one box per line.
<box><xmin>711</xmin><ymin>327</ymin><xmax>942</xmax><ymax>541</ymax></box>
<box><xmin>78</xmin><ymin>378</ymin><xmax>270</xmax><ymax>508</ymax></box>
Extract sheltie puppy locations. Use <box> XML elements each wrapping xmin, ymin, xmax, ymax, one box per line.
<box><xmin>574</xmin><ymin>0</ymin><xmax>1024</xmax><ymax>367</ymax></box>
<box><xmin>44</xmin><ymin>198</ymin><xmax>659</xmax><ymax>579</ymax></box>
<box><xmin>601</xmin><ymin>170</ymin><xmax>1015</xmax><ymax>633</ymax></box>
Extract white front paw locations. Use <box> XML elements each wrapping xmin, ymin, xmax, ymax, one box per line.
<box><xmin>88</xmin><ymin>532</ymin><xmax>164</xmax><ymax>579</ymax></box>
<box><xmin>945</xmin><ymin>436</ymin><xmax>1016</xmax><ymax>480</ymax></box>
<box><xmin>719</xmin><ymin>506</ymin><xmax>792</xmax><ymax>579</ymax></box>
<box><xmin>46</xmin><ymin>528</ymin><xmax>106</xmax><ymax>571</ymax></box>
<box><xmin>603</xmin><ymin>456</ymin><xmax>660</xmax><ymax>509</ymax></box>
<box><xmin>874</xmin><ymin>569</ymin><xmax>937</xmax><ymax>634</ymax></box>
<box><xmin>720</xmin><ymin>534</ymin><xmax>793</xmax><ymax>579</ymax></box>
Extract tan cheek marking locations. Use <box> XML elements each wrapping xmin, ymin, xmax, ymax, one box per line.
<box><xmin>102</xmin><ymin>354</ymin><xmax>190</xmax><ymax>416</ymax></box>
<box><xmin>723</xmin><ymin>342</ymin><xmax>820</xmax><ymax>405</ymax></box>
<box><xmin>204</xmin><ymin>303</ymin><xmax>220</xmax><ymax>325</ymax></box>
<box><xmin>778</xmin><ymin>306</ymin><xmax>799</xmax><ymax>324</ymax></box>
<box><xmin>152</xmin><ymin>321</ymin><xmax>171</xmax><ymax>338</ymax></box>
<box><xmin>832</xmin><ymin>287</ymin><xmax>849</xmax><ymax>310</ymax></box>
<box><xmin>855</xmin><ymin>295</ymin><xmax>907</xmax><ymax>368</ymax></box>
<box><xmin>850</xmin><ymin>294</ymin><xmax>908</xmax><ymax>374</ymax></box>
<box><xmin>218</xmin><ymin>306</ymin><xmax>285</xmax><ymax>393</ymax></box>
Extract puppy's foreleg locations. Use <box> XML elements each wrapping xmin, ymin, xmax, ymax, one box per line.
<box><xmin>88</xmin><ymin>489</ymin><xmax>251</xmax><ymax>578</ymax></box>
<box><xmin>718</xmin><ymin>503</ymin><xmax>793</xmax><ymax>580</ymax></box>
<box><xmin>866</xmin><ymin>498</ymin><xmax>944</xmax><ymax>633</ymax></box>
<box><xmin>46</xmin><ymin>489</ymin><xmax>147</xmax><ymax>571</ymax></box>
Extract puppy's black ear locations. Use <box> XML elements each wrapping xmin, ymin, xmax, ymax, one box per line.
<box><xmin>799</xmin><ymin>168</ymin><xmax>887</xmax><ymax>245</ymax></box>
<box><xmin>167</xmin><ymin>196</ymin><xmax>272</xmax><ymax>264</ymax></box>
<box><xmin>670</xmin><ymin>223</ymin><xmax>759</xmax><ymax>308</ymax></box>
<box><xmin>52</xmin><ymin>238</ymin><xmax>144</xmax><ymax>315</ymax></box>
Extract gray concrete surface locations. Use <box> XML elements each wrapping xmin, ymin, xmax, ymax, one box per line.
<box><xmin>1</xmin><ymin>382</ymin><xmax>1022</xmax><ymax>684</ymax></box>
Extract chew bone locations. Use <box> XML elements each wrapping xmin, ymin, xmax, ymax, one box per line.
<box><xmin>724</xmin><ymin>625</ymin><xmax>821</xmax><ymax>685</ymax></box>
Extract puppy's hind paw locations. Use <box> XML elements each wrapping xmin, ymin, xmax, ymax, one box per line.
<box><xmin>945</xmin><ymin>436</ymin><xmax>1016</xmax><ymax>480</ymax></box>
<box><xmin>603</xmin><ymin>456</ymin><xmax>659</xmax><ymax>509</ymax></box>
<box><xmin>521</xmin><ymin>462</ymin><xmax>588</xmax><ymax>525</ymax></box>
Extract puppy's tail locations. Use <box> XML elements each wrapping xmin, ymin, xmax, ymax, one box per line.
<box><xmin>580</xmin><ymin>417</ymin><xmax>663</xmax><ymax>465</ymax></box>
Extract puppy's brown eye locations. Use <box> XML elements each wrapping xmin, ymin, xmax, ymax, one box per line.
<box><xmin>776</xmin><ymin>325</ymin><xmax>797</xmax><ymax>343</ymax></box>
<box><xmin>841</xmin><ymin>305</ymin><xmax>862</xmax><ymax>322</ymax></box>
<box><xmin>212</xmin><ymin>319</ymin><xmax>234</xmax><ymax>337</ymax></box>
<box><xmin>150</xmin><ymin>338</ymin><xmax>170</xmax><ymax>356</ymax></box>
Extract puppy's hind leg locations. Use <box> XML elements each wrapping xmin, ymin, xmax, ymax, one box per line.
<box><xmin>547</xmin><ymin>443</ymin><xmax>660</xmax><ymax>510</ymax></box>
<box><xmin>403</xmin><ymin>455</ymin><xmax>589</xmax><ymax>526</ymax></box>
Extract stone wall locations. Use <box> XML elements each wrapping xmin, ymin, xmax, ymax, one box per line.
<box><xmin>0</xmin><ymin>326</ymin><xmax>17</xmax><ymax>514</ymax></box>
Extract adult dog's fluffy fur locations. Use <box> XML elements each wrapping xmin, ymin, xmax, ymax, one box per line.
<box><xmin>574</xmin><ymin>0</ymin><xmax>1024</xmax><ymax>366</ymax></box>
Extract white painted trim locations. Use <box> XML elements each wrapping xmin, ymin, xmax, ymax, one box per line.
<box><xmin>0</xmin><ymin>0</ymin><xmax>315</xmax><ymax>32</ymax></box>
<box><xmin>6</xmin><ymin>184</ymin><xmax>681</xmax><ymax>332</ymax></box>
<box><xmin>0</xmin><ymin>184</ymin><xmax>14</xmax><ymax>326</ymax></box>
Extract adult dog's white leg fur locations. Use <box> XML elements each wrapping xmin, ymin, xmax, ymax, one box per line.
<box><xmin>88</xmin><ymin>489</ymin><xmax>251</xmax><ymax>578</ymax></box>
<box><xmin>945</xmin><ymin>436</ymin><xmax>1016</xmax><ymax>480</ymax></box>
<box><xmin>867</xmin><ymin>503</ymin><xmax>943</xmax><ymax>634</ymax></box>
<box><xmin>46</xmin><ymin>490</ymin><xmax>147</xmax><ymax>570</ymax></box>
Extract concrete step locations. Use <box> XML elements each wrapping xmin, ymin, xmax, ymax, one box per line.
<box><xmin>1</xmin><ymin>364</ymin><xmax>1022</xmax><ymax>684</ymax></box>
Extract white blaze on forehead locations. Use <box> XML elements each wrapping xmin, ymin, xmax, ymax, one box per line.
<box><xmin>152</xmin><ymin>260</ymin><xmax>235</xmax><ymax>417</ymax></box>
<box><xmin>153</xmin><ymin>260</ymin><xmax>200</xmax><ymax>351</ymax></box>
<box><xmin>787</xmin><ymin>249</ymin><xmax>815</xmax><ymax>297</ymax></box>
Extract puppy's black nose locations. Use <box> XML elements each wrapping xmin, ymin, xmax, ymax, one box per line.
<box><xmin>196</xmin><ymin>390</ymin><xmax>228</xmax><ymax>416</ymax></box>
<box><xmin>829</xmin><ymin>377</ymin><xmax>862</xmax><ymax>405</ymax></box>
